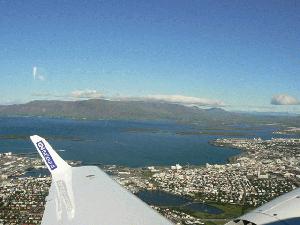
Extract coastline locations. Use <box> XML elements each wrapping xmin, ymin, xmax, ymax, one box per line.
<box><xmin>209</xmin><ymin>140</ymin><xmax>247</xmax><ymax>164</ymax></box>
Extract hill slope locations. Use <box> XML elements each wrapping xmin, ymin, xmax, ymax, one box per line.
<box><xmin>0</xmin><ymin>99</ymin><xmax>298</xmax><ymax>126</ymax></box>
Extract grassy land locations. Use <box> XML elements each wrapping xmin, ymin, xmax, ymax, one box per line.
<box><xmin>172</xmin><ymin>202</ymin><xmax>253</xmax><ymax>220</ymax></box>
<box><xmin>201</xmin><ymin>203</ymin><xmax>252</xmax><ymax>219</ymax></box>
<box><xmin>198</xmin><ymin>202</ymin><xmax>252</xmax><ymax>219</ymax></box>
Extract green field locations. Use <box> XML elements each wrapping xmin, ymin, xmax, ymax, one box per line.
<box><xmin>173</xmin><ymin>202</ymin><xmax>253</xmax><ymax>220</ymax></box>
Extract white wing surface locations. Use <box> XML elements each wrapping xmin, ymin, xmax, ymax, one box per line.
<box><xmin>30</xmin><ymin>135</ymin><xmax>174</xmax><ymax>225</ymax></box>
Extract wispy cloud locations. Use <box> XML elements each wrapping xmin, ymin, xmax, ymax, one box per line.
<box><xmin>271</xmin><ymin>94</ymin><xmax>300</xmax><ymax>105</ymax></box>
<box><xmin>144</xmin><ymin>94</ymin><xmax>225</xmax><ymax>106</ymax></box>
<box><xmin>31</xmin><ymin>89</ymin><xmax>103</xmax><ymax>100</ymax></box>
<box><xmin>33</xmin><ymin>66</ymin><xmax>37</xmax><ymax>80</ymax></box>
<box><xmin>32</xmin><ymin>66</ymin><xmax>45</xmax><ymax>81</ymax></box>
<box><xmin>30</xmin><ymin>91</ymin><xmax>223</xmax><ymax>106</ymax></box>
<box><xmin>70</xmin><ymin>89</ymin><xmax>103</xmax><ymax>99</ymax></box>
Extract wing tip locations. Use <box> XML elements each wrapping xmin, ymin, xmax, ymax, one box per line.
<box><xmin>30</xmin><ymin>134</ymin><xmax>41</xmax><ymax>142</ymax></box>
<box><xmin>30</xmin><ymin>135</ymin><xmax>71</xmax><ymax>173</ymax></box>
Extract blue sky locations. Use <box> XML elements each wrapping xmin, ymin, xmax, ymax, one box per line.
<box><xmin>0</xmin><ymin>0</ymin><xmax>299</xmax><ymax>112</ymax></box>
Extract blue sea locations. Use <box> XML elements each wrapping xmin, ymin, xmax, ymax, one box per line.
<box><xmin>0</xmin><ymin>117</ymin><xmax>291</xmax><ymax>167</ymax></box>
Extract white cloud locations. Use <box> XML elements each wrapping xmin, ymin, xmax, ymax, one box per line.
<box><xmin>31</xmin><ymin>90</ymin><xmax>103</xmax><ymax>100</ymax></box>
<box><xmin>33</xmin><ymin>66</ymin><xmax>37</xmax><ymax>80</ymax></box>
<box><xmin>32</xmin><ymin>66</ymin><xmax>45</xmax><ymax>81</ymax></box>
<box><xmin>71</xmin><ymin>89</ymin><xmax>103</xmax><ymax>99</ymax></box>
<box><xmin>30</xmin><ymin>91</ymin><xmax>223</xmax><ymax>106</ymax></box>
<box><xmin>271</xmin><ymin>94</ymin><xmax>300</xmax><ymax>105</ymax></box>
<box><xmin>144</xmin><ymin>94</ymin><xmax>224</xmax><ymax>106</ymax></box>
<box><xmin>37</xmin><ymin>75</ymin><xmax>45</xmax><ymax>81</ymax></box>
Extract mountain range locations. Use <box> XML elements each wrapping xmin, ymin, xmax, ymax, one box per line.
<box><xmin>0</xmin><ymin>99</ymin><xmax>298</xmax><ymax>126</ymax></box>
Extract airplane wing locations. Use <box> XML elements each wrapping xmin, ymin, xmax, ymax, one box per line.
<box><xmin>225</xmin><ymin>187</ymin><xmax>300</xmax><ymax>225</ymax></box>
<box><xmin>30</xmin><ymin>135</ymin><xmax>174</xmax><ymax>225</ymax></box>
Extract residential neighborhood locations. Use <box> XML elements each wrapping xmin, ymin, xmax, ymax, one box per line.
<box><xmin>1</xmin><ymin>137</ymin><xmax>300</xmax><ymax>224</ymax></box>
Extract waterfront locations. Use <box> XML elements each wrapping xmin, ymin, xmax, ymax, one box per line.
<box><xmin>1</xmin><ymin>117</ymin><xmax>300</xmax><ymax>225</ymax></box>
<box><xmin>2</xmin><ymin>134</ymin><xmax>299</xmax><ymax>225</ymax></box>
<box><xmin>0</xmin><ymin>117</ymin><xmax>244</xmax><ymax>167</ymax></box>
<box><xmin>136</xmin><ymin>190</ymin><xmax>223</xmax><ymax>214</ymax></box>
<box><xmin>136</xmin><ymin>190</ymin><xmax>190</xmax><ymax>206</ymax></box>
<box><xmin>0</xmin><ymin>117</ymin><xmax>296</xmax><ymax>167</ymax></box>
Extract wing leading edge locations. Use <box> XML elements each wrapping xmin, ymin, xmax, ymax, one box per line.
<box><xmin>30</xmin><ymin>135</ymin><xmax>174</xmax><ymax>225</ymax></box>
<box><xmin>225</xmin><ymin>187</ymin><xmax>300</xmax><ymax>225</ymax></box>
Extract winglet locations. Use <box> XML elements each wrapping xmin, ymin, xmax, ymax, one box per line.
<box><xmin>30</xmin><ymin>135</ymin><xmax>71</xmax><ymax>175</ymax></box>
